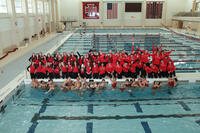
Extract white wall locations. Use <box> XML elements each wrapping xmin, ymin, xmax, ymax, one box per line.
<box><xmin>59</xmin><ymin>0</ymin><xmax>194</xmax><ymax>27</ymax></box>
<box><xmin>184</xmin><ymin>0</ymin><xmax>193</xmax><ymax>12</ymax></box>
<box><xmin>166</xmin><ymin>0</ymin><xmax>193</xmax><ymax>26</ymax></box>
<box><xmin>103</xmin><ymin>2</ymin><xmax>121</xmax><ymax>26</ymax></box>
<box><xmin>0</xmin><ymin>18</ymin><xmax>12</xmax><ymax>51</ymax></box>
<box><xmin>0</xmin><ymin>0</ymin><xmax>58</xmax><ymax>57</ymax></box>
<box><xmin>60</xmin><ymin>0</ymin><xmax>79</xmax><ymax>26</ymax></box>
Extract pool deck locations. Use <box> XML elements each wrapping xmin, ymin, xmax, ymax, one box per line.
<box><xmin>0</xmin><ymin>31</ymin><xmax>70</xmax><ymax>90</ymax></box>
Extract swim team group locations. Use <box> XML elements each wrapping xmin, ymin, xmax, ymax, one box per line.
<box><xmin>28</xmin><ymin>44</ymin><xmax>178</xmax><ymax>95</ymax></box>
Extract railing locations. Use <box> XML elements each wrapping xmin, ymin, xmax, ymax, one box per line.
<box><xmin>174</xmin><ymin>12</ymin><xmax>200</xmax><ymax>17</ymax></box>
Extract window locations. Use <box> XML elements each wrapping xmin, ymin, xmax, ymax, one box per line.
<box><xmin>198</xmin><ymin>3</ymin><xmax>200</xmax><ymax>11</ymax></box>
<box><xmin>146</xmin><ymin>2</ymin><xmax>163</xmax><ymax>19</ymax></box>
<box><xmin>15</xmin><ymin>0</ymin><xmax>23</xmax><ymax>13</ymax></box>
<box><xmin>125</xmin><ymin>3</ymin><xmax>142</xmax><ymax>12</ymax></box>
<box><xmin>37</xmin><ymin>1</ymin><xmax>43</xmax><ymax>14</ymax></box>
<box><xmin>28</xmin><ymin>0</ymin><xmax>33</xmax><ymax>13</ymax></box>
<box><xmin>44</xmin><ymin>2</ymin><xmax>49</xmax><ymax>14</ymax></box>
<box><xmin>0</xmin><ymin>0</ymin><xmax>7</xmax><ymax>13</ymax></box>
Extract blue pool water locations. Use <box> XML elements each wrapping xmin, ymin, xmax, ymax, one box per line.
<box><xmin>57</xmin><ymin>28</ymin><xmax>200</xmax><ymax>72</ymax></box>
<box><xmin>1</xmin><ymin>82</ymin><xmax>200</xmax><ymax>133</ymax></box>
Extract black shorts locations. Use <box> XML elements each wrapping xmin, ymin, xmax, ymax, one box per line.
<box><xmin>62</xmin><ymin>72</ymin><xmax>68</xmax><ymax>79</ymax></box>
<box><xmin>106</xmin><ymin>72</ymin><xmax>112</xmax><ymax>78</ymax></box>
<box><xmin>36</xmin><ymin>72</ymin><xmax>42</xmax><ymax>79</ymax></box>
<box><xmin>30</xmin><ymin>73</ymin><xmax>35</xmax><ymax>79</ymax></box>
<box><xmin>72</xmin><ymin>72</ymin><xmax>78</xmax><ymax>79</ymax></box>
<box><xmin>86</xmin><ymin>73</ymin><xmax>92</xmax><ymax>79</ymax></box>
<box><xmin>49</xmin><ymin>73</ymin><xmax>54</xmax><ymax>79</ymax></box>
<box><xmin>93</xmin><ymin>73</ymin><xmax>99</xmax><ymax>79</ymax></box>
<box><xmin>54</xmin><ymin>73</ymin><xmax>60</xmax><ymax>79</ymax></box>
<box><xmin>116</xmin><ymin>73</ymin><xmax>122</xmax><ymax>79</ymax></box>
<box><xmin>99</xmin><ymin>73</ymin><xmax>105</xmax><ymax>79</ymax></box>
<box><xmin>80</xmin><ymin>73</ymin><xmax>86</xmax><ymax>78</ymax></box>
<box><xmin>68</xmin><ymin>72</ymin><xmax>73</xmax><ymax>78</ymax></box>
<box><xmin>130</xmin><ymin>72</ymin><xmax>137</xmax><ymax>79</ymax></box>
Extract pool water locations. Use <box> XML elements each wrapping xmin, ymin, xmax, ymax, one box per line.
<box><xmin>57</xmin><ymin>28</ymin><xmax>200</xmax><ymax>73</ymax></box>
<box><xmin>1</xmin><ymin>82</ymin><xmax>200</xmax><ymax>133</ymax></box>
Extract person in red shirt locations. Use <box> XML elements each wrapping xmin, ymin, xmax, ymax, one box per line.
<box><xmin>41</xmin><ymin>64</ymin><xmax>47</xmax><ymax>79</ymax></box>
<box><xmin>136</xmin><ymin>61</ymin><xmax>143</xmax><ymax>77</ymax></box>
<box><xmin>99</xmin><ymin>63</ymin><xmax>106</xmax><ymax>79</ymax></box>
<box><xmin>141</xmin><ymin>64</ymin><xmax>147</xmax><ymax>78</ymax></box>
<box><xmin>150</xmin><ymin>63</ymin><xmax>159</xmax><ymax>78</ymax></box>
<box><xmin>47</xmin><ymin>53</ymin><xmax>53</xmax><ymax>64</ymax></box>
<box><xmin>29</xmin><ymin>53</ymin><xmax>36</xmax><ymax>62</ymax></box>
<box><xmin>114</xmin><ymin>61</ymin><xmax>123</xmax><ymax>79</ymax></box>
<box><xmin>61</xmin><ymin>63</ymin><xmax>68</xmax><ymax>79</ymax></box>
<box><xmin>112</xmin><ymin>53</ymin><xmax>118</xmax><ymax>64</ymax></box>
<box><xmin>136</xmin><ymin>46</ymin><xmax>152</xmax><ymax>64</ymax></box>
<box><xmin>36</xmin><ymin>62</ymin><xmax>42</xmax><ymax>79</ymax></box>
<box><xmin>54</xmin><ymin>65</ymin><xmax>60</xmax><ymax>79</ymax></box>
<box><xmin>92</xmin><ymin>62</ymin><xmax>99</xmax><ymax>79</ymax></box>
<box><xmin>122</xmin><ymin>62</ymin><xmax>130</xmax><ymax>78</ymax></box>
<box><xmin>62</xmin><ymin>53</ymin><xmax>67</xmax><ymax>64</ymax></box>
<box><xmin>80</xmin><ymin>67</ymin><xmax>86</xmax><ymax>78</ymax></box>
<box><xmin>152</xmin><ymin>52</ymin><xmax>161</xmax><ymax>67</ymax></box>
<box><xmin>47</xmin><ymin>64</ymin><xmax>54</xmax><ymax>79</ymax></box>
<box><xmin>34</xmin><ymin>56</ymin><xmax>40</xmax><ymax>67</ymax></box>
<box><xmin>167</xmin><ymin>61</ymin><xmax>176</xmax><ymax>78</ymax></box>
<box><xmin>130</xmin><ymin>61</ymin><xmax>137</xmax><ymax>79</ymax></box>
<box><xmin>83</xmin><ymin>55</ymin><xmax>89</xmax><ymax>66</ymax></box>
<box><xmin>42</xmin><ymin>56</ymin><xmax>47</xmax><ymax>65</ymax></box>
<box><xmin>70</xmin><ymin>52</ymin><xmax>77</xmax><ymax>63</ymax></box>
<box><xmin>67</xmin><ymin>62</ymin><xmax>73</xmax><ymax>78</ymax></box>
<box><xmin>106</xmin><ymin>62</ymin><xmax>114</xmax><ymax>78</ymax></box>
<box><xmin>144</xmin><ymin>64</ymin><xmax>153</xmax><ymax>78</ymax></box>
<box><xmin>86</xmin><ymin>62</ymin><xmax>92</xmax><ymax>79</ymax></box>
<box><xmin>72</xmin><ymin>62</ymin><xmax>79</xmax><ymax>79</ymax></box>
<box><xmin>104</xmin><ymin>54</ymin><xmax>110</xmax><ymax>65</ymax></box>
<box><xmin>159</xmin><ymin>60</ymin><xmax>167</xmax><ymax>78</ymax></box>
<box><xmin>27</xmin><ymin>62</ymin><xmax>36</xmax><ymax>79</ymax></box>
<box><xmin>78</xmin><ymin>55</ymin><xmax>83</xmax><ymax>66</ymax></box>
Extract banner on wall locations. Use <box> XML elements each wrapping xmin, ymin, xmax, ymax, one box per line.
<box><xmin>83</xmin><ymin>2</ymin><xmax>99</xmax><ymax>19</ymax></box>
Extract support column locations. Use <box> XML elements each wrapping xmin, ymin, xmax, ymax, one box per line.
<box><xmin>192</xmin><ymin>0</ymin><xmax>197</xmax><ymax>12</ymax></box>
<box><xmin>24</xmin><ymin>0</ymin><xmax>32</xmax><ymax>43</ymax></box>
<box><xmin>51</xmin><ymin>0</ymin><xmax>56</xmax><ymax>32</ymax></box>
<box><xmin>10</xmin><ymin>0</ymin><xmax>20</xmax><ymax>46</ymax></box>
<box><xmin>79</xmin><ymin>0</ymin><xmax>83</xmax><ymax>27</ymax></box>
<box><xmin>34</xmin><ymin>0</ymin><xmax>40</xmax><ymax>39</ymax></box>
<box><xmin>121</xmin><ymin>0</ymin><xmax>125</xmax><ymax>28</ymax></box>
<box><xmin>162</xmin><ymin>0</ymin><xmax>168</xmax><ymax>26</ymax></box>
<box><xmin>100</xmin><ymin>0</ymin><xmax>104</xmax><ymax>28</ymax></box>
<box><xmin>42</xmin><ymin>0</ymin><xmax>45</xmax><ymax>30</ymax></box>
<box><xmin>55</xmin><ymin>0</ymin><xmax>59</xmax><ymax>26</ymax></box>
<box><xmin>47</xmin><ymin>0</ymin><xmax>51</xmax><ymax>32</ymax></box>
<box><xmin>142</xmin><ymin>0</ymin><xmax>146</xmax><ymax>27</ymax></box>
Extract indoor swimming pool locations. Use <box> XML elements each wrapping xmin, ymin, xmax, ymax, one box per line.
<box><xmin>1</xmin><ymin>28</ymin><xmax>200</xmax><ymax>133</ymax></box>
<box><xmin>57</xmin><ymin>28</ymin><xmax>200</xmax><ymax>73</ymax></box>
<box><xmin>0</xmin><ymin>82</ymin><xmax>200</xmax><ymax>133</ymax></box>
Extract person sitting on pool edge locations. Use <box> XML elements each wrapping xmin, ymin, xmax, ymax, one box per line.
<box><xmin>30</xmin><ymin>79</ymin><xmax>39</xmax><ymax>89</ymax></box>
